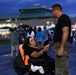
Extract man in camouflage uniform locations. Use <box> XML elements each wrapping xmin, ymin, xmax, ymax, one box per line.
<box><xmin>49</xmin><ymin>4</ymin><xmax>71</xmax><ymax>75</ymax></box>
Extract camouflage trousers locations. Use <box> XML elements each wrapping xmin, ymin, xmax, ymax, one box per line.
<box><xmin>54</xmin><ymin>42</ymin><xmax>71</xmax><ymax>75</ymax></box>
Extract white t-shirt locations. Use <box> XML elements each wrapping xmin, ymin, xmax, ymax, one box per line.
<box><xmin>27</xmin><ymin>31</ymin><xmax>35</xmax><ymax>39</ymax></box>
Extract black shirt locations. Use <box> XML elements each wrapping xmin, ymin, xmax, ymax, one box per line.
<box><xmin>18</xmin><ymin>29</ymin><xmax>25</xmax><ymax>38</ymax></box>
<box><xmin>53</xmin><ymin>14</ymin><xmax>71</xmax><ymax>42</ymax></box>
<box><xmin>23</xmin><ymin>45</ymin><xmax>48</xmax><ymax>59</ymax></box>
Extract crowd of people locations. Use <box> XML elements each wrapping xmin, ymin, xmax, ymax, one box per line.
<box><xmin>10</xmin><ymin>25</ymin><xmax>54</xmax><ymax>57</ymax></box>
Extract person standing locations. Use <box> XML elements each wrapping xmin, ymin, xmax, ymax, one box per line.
<box><xmin>74</xmin><ymin>28</ymin><xmax>76</xmax><ymax>46</ymax></box>
<box><xmin>36</xmin><ymin>27</ymin><xmax>45</xmax><ymax>48</ymax></box>
<box><xmin>49</xmin><ymin>4</ymin><xmax>71</xmax><ymax>75</ymax></box>
<box><xmin>18</xmin><ymin>25</ymin><xmax>26</xmax><ymax>43</ymax></box>
<box><xmin>70</xmin><ymin>30</ymin><xmax>73</xmax><ymax>46</ymax></box>
<box><xmin>10</xmin><ymin>27</ymin><xmax>19</xmax><ymax>57</ymax></box>
<box><xmin>26</xmin><ymin>27</ymin><xmax>35</xmax><ymax>40</ymax></box>
<box><xmin>43</xmin><ymin>26</ymin><xmax>49</xmax><ymax>42</ymax></box>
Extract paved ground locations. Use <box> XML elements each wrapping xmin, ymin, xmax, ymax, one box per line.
<box><xmin>0</xmin><ymin>44</ymin><xmax>76</xmax><ymax>75</ymax></box>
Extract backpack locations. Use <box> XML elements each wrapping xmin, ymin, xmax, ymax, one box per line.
<box><xmin>13</xmin><ymin>44</ymin><xmax>29</xmax><ymax>75</ymax></box>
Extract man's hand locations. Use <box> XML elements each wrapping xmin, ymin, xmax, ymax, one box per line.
<box><xmin>57</xmin><ymin>47</ymin><xmax>64</xmax><ymax>56</ymax></box>
<box><xmin>43</xmin><ymin>44</ymin><xmax>50</xmax><ymax>52</ymax></box>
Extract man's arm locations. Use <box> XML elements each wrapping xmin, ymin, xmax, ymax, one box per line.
<box><xmin>60</xmin><ymin>26</ymin><xmax>69</xmax><ymax>48</ymax></box>
<box><xmin>57</xmin><ymin>26</ymin><xmax>69</xmax><ymax>56</ymax></box>
<box><xmin>49</xmin><ymin>40</ymin><xmax>55</xmax><ymax>47</ymax></box>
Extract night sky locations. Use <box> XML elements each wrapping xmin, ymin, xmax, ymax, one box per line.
<box><xmin>0</xmin><ymin>0</ymin><xmax>76</xmax><ymax>17</ymax></box>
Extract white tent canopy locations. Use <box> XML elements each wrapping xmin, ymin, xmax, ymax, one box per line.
<box><xmin>36</xmin><ymin>24</ymin><xmax>55</xmax><ymax>30</ymax></box>
<box><xmin>46</xmin><ymin>24</ymin><xmax>55</xmax><ymax>29</ymax></box>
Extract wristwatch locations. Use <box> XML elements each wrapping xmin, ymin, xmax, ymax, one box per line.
<box><xmin>41</xmin><ymin>50</ymin><xmax>44</xmax><ymax>54</ymax></box>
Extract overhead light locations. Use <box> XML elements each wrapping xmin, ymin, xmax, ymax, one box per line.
<box><xmin>20</xmin><ymin>23</ymin><xmax>22</xmax><ymax>25</ymax></box>
<box><xmin>6</xmin><ymin>20</ymin><xmax>11</xmax><ymax>22</ymax></box>
<box><xmin>46</xmin><ymin>21</ymin><xmax>50</xmax><ymax>25</ymax></box>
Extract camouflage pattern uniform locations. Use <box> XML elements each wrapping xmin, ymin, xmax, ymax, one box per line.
<box><xmin>54</xmin><ymin>42</ymin><xmax>71</xmax><ymax>75</ymax></box>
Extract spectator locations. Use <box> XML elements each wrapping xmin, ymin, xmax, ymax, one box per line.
<box><xmin>10</xmin><ymin>27</ymin><xmax>19</xmax><ymax>57</ymax></box>
<box><xmin>36</xmin><ymin>27</ymin><xmax>45</xmax><ymax>48</ymax></box>
<box><xmin>26</xmin><ymin>27</ymin><xmax>35</xmax><ymax>40</ymax></box>
<box><xmin>43</xmin><ymin>26</ymin><xmax>49</xmax><ymax>41</ymax></box>
<box><xmin>70</xmin><ymin>30</ymin><xmax>73</xmax><ymax>45</ymax></box>
<box><xmin>74</xmin><ymin>28</ymin><xmax>76</xmax><ymax>46</ymax></box>
<box><xmin>33</xmin><ymin>26</ymin><xmax>37</xmax><ymax>36</ymax></box>
<box><xmin>18</xmin><ymin>25</ymin><xmax>26</xmax><ymax>42</ymax></box>
<box><xmin>50</xmin><ymin>31</ymin><xmax>54</xmax><ymax>40</ymax></box>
